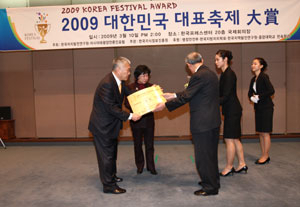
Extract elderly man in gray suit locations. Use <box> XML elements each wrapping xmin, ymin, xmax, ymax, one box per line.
<box><xmin>89</xmin><ymin>57</ymin><xmax>141</xmax><ymax>194</ymax></box>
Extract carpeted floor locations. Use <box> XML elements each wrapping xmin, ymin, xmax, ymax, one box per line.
<box><xmin>0</xmin><ymin>139</ymin><xmax>299</xmax><ymax>207</ymax></box>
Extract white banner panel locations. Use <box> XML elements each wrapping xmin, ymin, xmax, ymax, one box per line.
<box><xmin>0</xmin><ymin>0</ymin><xmax>299</xmax><ymax>51</ymax></box>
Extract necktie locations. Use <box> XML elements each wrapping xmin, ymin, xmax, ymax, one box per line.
<box><xmin>118</xmin><ymin>83</ymin><xmax>122</xmax><ymax>93</ymax></box>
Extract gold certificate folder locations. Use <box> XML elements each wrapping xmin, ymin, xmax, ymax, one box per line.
<box><xmin>127</xmin><ymin>85</ymin><xmax>166</xmax><ymax>116</ymax></box>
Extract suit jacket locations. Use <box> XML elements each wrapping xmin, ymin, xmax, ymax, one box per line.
<box><xmin>88</xmin><ymin>73</ymin><xmax>132</xmax><ymax>139</ymax></box>
<box><xmin>125</xmin><ymin>82</ymin><xmax>155</xmax><ymax>129</ymax></box>
<box><xmin>219</xmin><ymin>67</ymin><xmax>242</xmax><ymax>116</ymax></box>
<box><xmin>248</xmin><ymin>72</ymin><xmax>275</xmax><ymax>110</ymax></box>
<box><xmin>166</xmin><ymin>65</ymin><xmax>221</xmax><ymax>134</ymax></box>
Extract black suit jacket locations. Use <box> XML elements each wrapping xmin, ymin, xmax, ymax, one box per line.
<box><xmin>248</xmin><ymin>72</ymin><xmax>275</xmax><ymax>110</ymax></box>
<box><xmin>219</xmin><ymin>67</ymin><xmax>242</xmax><ymax>116</ymax></box>
<box><xmin>166</xmin><ymin>65</ymin><xmax>221</xmax><ymax>134</ymax></box>
<box><xmin>88</xmin><ymin>73</ymin><xmax>132</xmax><ymax>138</ymax></box>
<box><xmin>125</xmin><ymin>82</ymin><xmax>155</xmax><ymax>129</ymax></box>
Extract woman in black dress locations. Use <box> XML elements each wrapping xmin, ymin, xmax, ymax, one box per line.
<box><xmin>125</xmin><ymin>65</ymin><xmax>157</xmax><ymax>175</ymax></box>
<box><xmin>248</xmin><ymin>58</ymin><xmax>275</xmax><ymax>165</ymax></box>
<box><xmin>215</xmin><ymin>50</ymin><xmax>247</xmax><ymax>176</ymax></box>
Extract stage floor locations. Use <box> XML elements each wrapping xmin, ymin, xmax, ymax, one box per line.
<box><xmin>0</xmin><ymin>139</ymin><xmax>299</xmax><ymax>207</ymax></box>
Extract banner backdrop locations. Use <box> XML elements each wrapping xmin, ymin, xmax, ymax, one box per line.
<box><xmin>0</xmin><ymin>0</ymin><xmax>299</xmax><ymax>51</ymax></box>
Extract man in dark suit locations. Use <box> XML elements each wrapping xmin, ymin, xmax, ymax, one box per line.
<box><xmin>89</xmin><ymin>57</ymin><xmax>141</xmax><ymax>194</ymax></box>
<box><xmin>154</xmin><ymin>52</ymin><xmax>221</xmax><ymax>196</ymax></box>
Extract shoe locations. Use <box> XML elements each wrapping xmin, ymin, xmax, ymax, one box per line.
<box><xmin>137</xmin><ymin>168</ymin><xmax>143</xmax><ymax>174</ymax></box>
<box><xmin>147</xmin><ymin>168</ymin><xmax>158</xmax><ymax>175</ymax></box>
<box><xmin>113</xmin><ymin>175</ymin><xmax>123</xmax><ymax>182</ymax></box>
<box><xmin>255</xmin><ymin>157</ymin><xmax>270</xmax><ymax>165</ymax></box>
<box><xmin>235</xmin><ymin>165</ymin><xmax>248</xmax><ymax>174</ymax></box>
<box><xmin>194</xmin><ymin>189</ymin><xmax>218</xmax><ymax>196</ymax></box>
<box><xmin>150</xmin><ymin>169</ymin><xmax>157</xmax><ymax>175</ymax></box>
<box><xmin>220</xmin><ymin>167</ymin><xmax>235</xmax><ymax>176</ymax></box>
<box><xmin>103</xmin><ymin>186</ymin><xmax>126</xmax><ymax>194</ymax></box>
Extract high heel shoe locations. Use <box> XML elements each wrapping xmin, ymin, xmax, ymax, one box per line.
<box><xmin>220</xmin><ymin>167</ymin><xmax>235</xmax><ymax>176</ymax></box>
<box><xmin>255</xmin><ymin>157</ymin><xmax>270</xmax><ymax>165</ymax></box>
<box><xmin>235</xmin><ymin>165</ymin><xmax>248</xmax><ymax>174</ymax></box>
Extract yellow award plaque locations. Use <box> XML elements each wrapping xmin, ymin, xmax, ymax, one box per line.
<box><xmin>127</xmin><ymin>85</ymin><xmax>166</xmax><ymax>116</ymax></box>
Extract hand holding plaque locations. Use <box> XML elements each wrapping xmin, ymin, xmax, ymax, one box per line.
<box><xmin>131</xmin><ymin>113</ymin><xmax>142</xmax><ymax>121</ymax></box>
<box><xmin>127</xmin><ymin>85</ymin><xmax>166</xmax><ymax>116</ymax></box>
<box><xmin>163</xmin><ymin>92</ymin><xmax>176</xmax><ymax>101</ymax></box>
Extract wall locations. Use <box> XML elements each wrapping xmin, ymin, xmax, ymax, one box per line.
<box><xmin>0</xmin><ymin>0</ymin><xmax>299</xmax><ymax>138</ymax></box>
<box><xmin>286</xmin><ymin>42</ymin><xmax>300</xmax><ymax>133</ymax></box>
<box><xmin>1</xmin><ymin>42</ymin><xmax>300</xmax><ymax>138</ymax></box>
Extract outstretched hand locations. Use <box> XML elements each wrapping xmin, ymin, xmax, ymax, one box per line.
<box><xmin>163</xmin><ymin>93</ymin><xmax>176</xmax><ymax>101</ymax></box>
<box><xmin>153</xmin><ymin>102</ymin><xmax>166</xmax><ymax>112</ymax></box>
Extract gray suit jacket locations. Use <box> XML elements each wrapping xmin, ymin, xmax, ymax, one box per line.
<box><xmin>166</xmin><ymin>65</ymin><xmax>221</xmax><ymax>134</ymax></box>
<box><xmin>88</xmin><ymin>73</ymin><xmax>131</xmax><ymax>139</ymax></box>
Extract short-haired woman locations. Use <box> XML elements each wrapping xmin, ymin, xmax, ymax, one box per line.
<box><xmin>126</xmin><ymin>65</ymin><xmax>157</xmax><ymax>175</ymax></box>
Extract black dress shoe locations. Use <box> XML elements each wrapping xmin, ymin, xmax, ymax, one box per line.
<box><xmin>113</xmin><ymin>175</ymin><xmax>123</xmax><ymax>182</ymax></box>
<box><xmin>137</xmin><ymin>168</ymin><xmax>143</xmax><ymax>174</ymax></box>
<box><xmin>255</xmin><ymin>157</ymin><xmax>270</xmax><ymax>165</ymax></box>
<box><xmin>235</xmin><ymin>165</ymin><xmax>248</xmax><ymax>174</ymax></box>
<box><xmin>220</xmin><ymin>167</ymin><xmax>235</xmax><ymax>177</ymax></box>
<box><xmin>194</xmin><ymin>189</ymin><xmax>218</xmax><ymax>196</ymax></box>
<box><xmin>103</xmin><ymin>186</ymin><xmax>126</xmax><ymax>194</ymax></box>
<box><xmin>150</xmin><ymin>169</ymin><xmax>157</xmax><ymax>175</ymax></box>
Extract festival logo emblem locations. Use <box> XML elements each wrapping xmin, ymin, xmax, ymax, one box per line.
<box><xmin>35</xmin><ymin>12</ymin><xmax>51</xmax><ymax>43</ymax></box>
